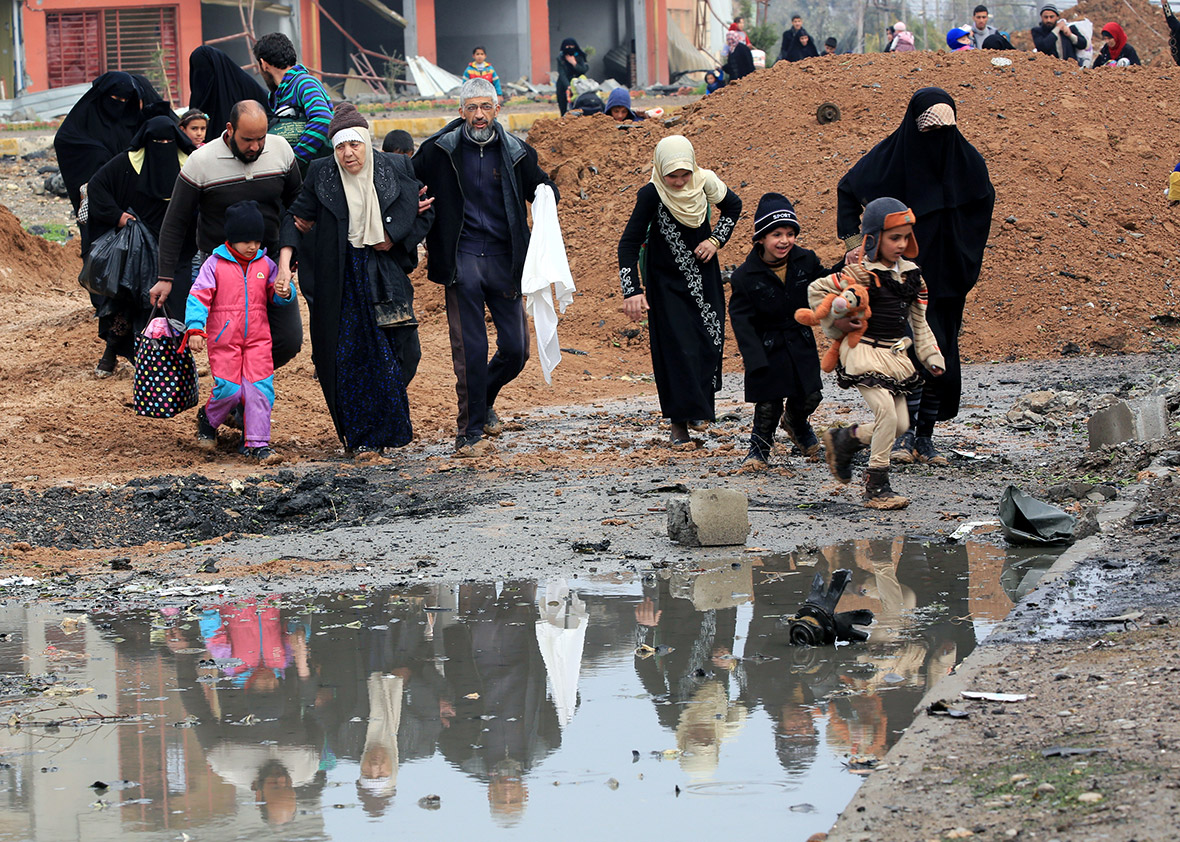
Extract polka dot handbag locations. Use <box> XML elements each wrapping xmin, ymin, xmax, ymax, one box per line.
<box><xmin>133</xmin><ymin>306</ymin><xmax>199</xmax><ymax>419</ymax></box>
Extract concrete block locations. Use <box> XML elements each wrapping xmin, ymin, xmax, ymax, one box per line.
<box><xmin>1087</xmin><ymin>394</ymin><xmax>1170</xmax><ymax>451</ymax></box>
<box><xmin>0</xmin><ymin>137</ymin><xmax>20</xmax><ymax>157</ymax></box>
<box><xmin>666</xmin><ymin>488</ymin><xmax>749</xmax><ymax>547</ymax></box>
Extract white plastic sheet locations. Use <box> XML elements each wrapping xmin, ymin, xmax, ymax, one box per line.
<box><xmin>521</xmin><ymin>184</ymin><xmax>575</xmax><ymax>384</ymax></box>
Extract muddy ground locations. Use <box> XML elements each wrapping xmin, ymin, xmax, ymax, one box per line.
<box><xmin>4</xmin><ymin>350</ymin><xmax>1180</xmax><ymax>841</ymax></box>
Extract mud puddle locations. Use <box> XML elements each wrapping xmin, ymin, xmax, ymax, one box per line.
<box><xmin>0</xmin><ymin>538</ymin><xmax>1060</xmax><ymax>840</ymax></box>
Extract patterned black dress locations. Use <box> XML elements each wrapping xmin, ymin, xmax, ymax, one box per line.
<box><xmin>334</xmin><ymin>247</ymin><xmax>412</xmax><ymax>450</ymax></box>
<box><xmin>617</xmin><ymin>183</ymin><xmax>741</xmax><ymax>422</ymax></box>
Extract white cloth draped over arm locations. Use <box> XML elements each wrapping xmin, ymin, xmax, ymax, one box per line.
<box><xmin>521</xmin><ymin>184</ymin><xmax>576</xmax><ymax>384</ymax></box>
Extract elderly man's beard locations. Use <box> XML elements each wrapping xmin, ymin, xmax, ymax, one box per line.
<box><xmin>466</xmin><ymin>123</ymin><xmax>495</xmax><ymax>143</ymax></box>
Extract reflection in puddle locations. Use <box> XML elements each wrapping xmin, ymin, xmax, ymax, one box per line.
<box><xmin>0</xmin><ymin>539</ymin><xmax>1057</xmax><ymax>840</ymax></box>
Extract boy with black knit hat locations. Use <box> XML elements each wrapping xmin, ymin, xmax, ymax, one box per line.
<box><xmin>728</xmin><ymin>193</ymin><xmax>830</xmax><ymax>470</ymax></box>
<box><xmin>809</xmin><ymin>198</ymin><xmax>944</xmax><ymax>508</ymax></box>
<box><xmin>185</xmin><ymin>199</ymin><xmax>296</xmax><ymax>463</ymax></box>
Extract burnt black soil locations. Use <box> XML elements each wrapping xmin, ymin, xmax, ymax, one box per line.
<box><xmin>0</xmin><ymin>466</ymin><xmax>472</xmax><ymax>550</ymax></box>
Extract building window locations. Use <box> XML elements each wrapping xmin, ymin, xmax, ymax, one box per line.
<box><xmin>46</xmin><ymin>11</ymin><xmax>103</xmax><ymax>89</ymax></box>
<box><xmin>46</xmin><ymin>6</ymin><xmax>180</xmax><ymax>100</ymax></box>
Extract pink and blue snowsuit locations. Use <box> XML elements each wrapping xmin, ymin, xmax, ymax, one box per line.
<box><xmin>185</xmin><ymin>245</ymin><xmax>295</xmax><ymax>447</ymax></box>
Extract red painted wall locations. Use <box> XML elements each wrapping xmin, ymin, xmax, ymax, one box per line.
<box><xmin>22</xmin><ymin>0</ymin><xmax>203</xmax><ymax>98</ymax></box>
<box><xmin>415</xmin><ymin>0</ymin><xmax>436</xmax><ymax>63</ymax></box>
<box><xmin>529</xmin><ymin>0</ymin><xmax>549</xmax><ymax>83</ymax></box>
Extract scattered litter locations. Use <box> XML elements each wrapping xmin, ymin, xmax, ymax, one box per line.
<box><xmin>951</xmin><ymin>449</ymin><xmax>990</xmax><ymax>461</ymax></box>
<box><xmin>1041</xmin><ymin>746</ymin><xmax>1108</xmax><ymax>758</ymax></box>
<box><xmin>927</xmin><ymin>700</ymin><xmax>969</xmax><ymax>718</ymax></box>
<box><xmin>990</xmin><ymin>56</ymin><xmax>1012</xmax><ymax>67</ymax></box>
<box><xmin>572</xmin><ymin>539</ymin><xmax>610</xmax><ymax>553</ymax></box>
<box><xmin>785</xmin><ymin>569</ymin><xmax>873</xmax><ymax>645</ymax></box>
<box><xmin>948</xmin><ymin>520</ymin><xmax>999</xmax><ymax>542</ymax></box>
<box><xmin>1133</xmin><ymin>512</ymin><xmax>1168</xmax><ymax>526</ymax></box>
<box><xmin>1072</xmin><ymin>610</ymin><xmax>1142</xmax><ymax>628</ymax></box>
<box><xmin>961</xmin><ymin>691</ymin><xmax>1029</xmax><ymax>703</ymax></box>
<box><xmin>417</xmin><ymin>794</ymin><xmax>441</xmax><ymax>810</ymax></box>
<box><xmin>999</xmin><ymin>485</ymin><xmax>1076</xmax><ymax>545</ymax></box>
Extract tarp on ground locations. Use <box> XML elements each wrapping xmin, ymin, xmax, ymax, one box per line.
<box><xmin>406</xmin><ymin>56</ymin><xmax>465</xmax><ymax>98</ymax></box>
<box><xmin>667</xmin><ymin>12</ymin><xmax>719</xmax><ymax>82</ymax></box>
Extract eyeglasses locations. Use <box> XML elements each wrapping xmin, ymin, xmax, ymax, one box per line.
<box><xmin>463</xmin><ymin>102</ymin><xmax>498</xmax><ymax>114</ymax></box>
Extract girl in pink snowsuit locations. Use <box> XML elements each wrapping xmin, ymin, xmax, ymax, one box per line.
<box><xmin>184</xmin><ymin>200</ymin><xmax>295</xmax><ymax>461</ymax></box>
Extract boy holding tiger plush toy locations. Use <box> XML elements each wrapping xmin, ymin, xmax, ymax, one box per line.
<box><xmin>810</xmin><ymin>197</ymin><xmax>944</xmax><ymax>509</ymax></box>
<box><xmin>729</xmin><ymin>193</ymin><xmax>835</xmax><ymax>470</ymax></box>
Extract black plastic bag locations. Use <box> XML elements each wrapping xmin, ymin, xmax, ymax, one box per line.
<box><xmin>78</xmin><ymin>228</ymin><xmax>124</xmax><ymax>299</ymax></box>
<box><xmin>999</xmin><ymin>485</ymin><xmax>1076</xmax><ymax>545</ymax></box>
<box><xmin>78</xmin><ymin>218</ymin><xmax>159</xmax><ymax>307</ymax></box>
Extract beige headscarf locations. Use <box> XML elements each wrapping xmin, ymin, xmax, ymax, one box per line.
<box><xmin>650</xmin><ymin>135</ymin><xmax>728</xmax><ymax>228</ymax></box>
<box><xmin>332</xmin><ymin>128</ymin><xmax>387</xmax><ymax>248</ymax></box>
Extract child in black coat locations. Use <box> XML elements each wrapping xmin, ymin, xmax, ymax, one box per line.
<box><xmin>728</xmin><ymin>193</ymin><xmax>829</xmax><ymax>468</ymax></box>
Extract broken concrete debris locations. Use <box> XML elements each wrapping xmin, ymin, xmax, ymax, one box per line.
<box><xmin>1087</xmin><ymin>394</ymin><xmax>1170</xmax><ymax>451</ymax></box>
<box><xmin>666</xmin><ymin>488</ymin><xmax>749</xmax><ymax>546</ymax></box>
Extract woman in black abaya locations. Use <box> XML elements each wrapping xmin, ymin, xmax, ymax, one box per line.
<box><xmin>836</xmin><ymin>87</ymin><xmax>995</xmax><ymax>465</ymax></box>
<box><xmin>86</xmin><ymin>116</ymin><xmax>195</xmax><ymax>371</ymax></box>
<box><xmin>188</xmin><ymin>45</ymin><xmax>271</xmax><ymax>135</ymax></box>
<box><xmin>54</xmin><ymin>72</ymin><xmax>161</xmax><ymax>228</ymax></box>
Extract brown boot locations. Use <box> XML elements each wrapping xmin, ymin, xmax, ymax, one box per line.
<box><xmin>862</xmin><ymin>467</ymin><xmax>910</xmax><ymax>510</ymax></box>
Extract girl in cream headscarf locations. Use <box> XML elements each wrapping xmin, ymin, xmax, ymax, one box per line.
<box><xmin>618</xmin><ymin>135</ymin><xmax>742</xmax><ymax>445</ymax></box>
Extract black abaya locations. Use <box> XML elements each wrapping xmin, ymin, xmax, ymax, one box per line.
<box><xmin>836</xmin><ymin>87</ymin><xmax>995</xmax><ymax>420</ymax></box>
<box><xmin>54</xmin><ymin>72</ymin><xmax>160</xmax><ymax>213</ymax></box>
<box><xmin>86</xmin><ymin>116</ymin><xmax>194</xmax><ymax>359</ymax></box>
<box><xmin>188</xmin><ymin>46</ymin><xmax>272</xmax><ymax>135</ymax></box>
<box><xmin>618</xmin><ymin>183</ymin><xmax>742</xmax><ymax>422</ymax></box>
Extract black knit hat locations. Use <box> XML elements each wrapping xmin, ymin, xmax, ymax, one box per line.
<box><xmin>751</xmin><ymin>193</ymin><xmax>800</xmax><ymax>242</ymax></box>
<box><xmin>224</xmin><ymin>199</ymin><xmax>264</xmax><ymax>244</ymax></box>
<box><xmin>327</xmin><ymin>101</ymin><xmax>369</xmax><ymax>141</ymax></box>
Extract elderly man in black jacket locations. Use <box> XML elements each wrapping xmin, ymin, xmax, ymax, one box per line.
<box><xmin>413</xmin><ymin>78</ymin><xmax>558</xmax><ymax>456</ymax></box>
<box><xmin>1031</xmin><ymin>4</ymin><xmax>1087</xmax><ymax>63</ymax></box>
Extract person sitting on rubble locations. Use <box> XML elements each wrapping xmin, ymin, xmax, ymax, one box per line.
<box><xmin>568</xmin><ymin>91</ymin><xmax>605</xmax><ymax>116</ymax></box>
<box><xmin>605</xmin><ymin>87</ymin><xmax>644</xmax><ymax>122</ymax></box>
<box><xmin>1031</xmin><ymin>4</ymin><xmax>1088</xmax><ymax>64</ymax></box>
<box><xmin>1094</xmin><ymin>22</ymin><xmax>1141</xmax><ymax>66</ymax></box>
<box><xmin>728</xmin><ymin>193</ymin><xmax>832</xmax><ymax>470</ymax></box>
<box><xmin>947</xmin><ymin>27</ymin><xmax>975</xmax><ymax>51</ymax></box>
<box><xmin>887</xmin><ymin>22</ymin><xmax>917</xmax><ymax>52</ymax></box>
<box><xmin>1163</xmin><ymin>0</ymin><xmax>1180</xmax><ymax>66</ymax></box>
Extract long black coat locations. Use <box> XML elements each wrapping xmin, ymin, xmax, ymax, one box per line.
<box><xmin>281</xmin><ymin>152</ymin><xmax>432</xmax><ymax>441</ymax></box>
<box><xmin>728</xmin><ymin>245</ymin><xmax>826</xmax><ymax>402</ymax></box>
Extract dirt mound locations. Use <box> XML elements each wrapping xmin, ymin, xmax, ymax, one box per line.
<box><xmin>0</xmin><ymin>202</ymin><xmax>80</xmax><ymax>298</ymax></box>
<box><xmin>530</xmin><ymin>49</ymin><xmax>1180</xmax><ymax>362</ymax></box>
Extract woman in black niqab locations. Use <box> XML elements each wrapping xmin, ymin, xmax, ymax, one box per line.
<box><xmin>53</xmin><ymin>71</ymin><xmax>160</xmax><ymax>213</ymax></box>
<box><xmin>836</xmin><ymin>87</ymin><xmax>995</xmax><ymax>458</ymax></box>
<box><xmin>188</xmin><ymin>45</ymin><xmax>271</xmax><ymax>136</ymax></box>
<box><xmin>86</xmin><ymin>115</ymin><xmax>195</xmax><ymax>372</ymax></box>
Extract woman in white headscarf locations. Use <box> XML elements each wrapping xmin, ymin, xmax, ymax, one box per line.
<box><xmin>617</xmin><ymin>135</ymin><xmax>742</xmax><ymax>445</ymax></box>
<box><xmin>280</xmin><ymin>102</ymin><xmax>433</xmax><ymax>457</ymax></box>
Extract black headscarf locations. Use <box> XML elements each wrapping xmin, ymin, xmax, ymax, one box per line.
<box><xmin>837</xmin><ymin>87</ymin><xmax>995</xmax><ymax>298</ymax></box>
<box><xmin>786</xmin><ymin>28</ymin><xmax>820</xmax><ymax>60</ymax></box>
<box><xmin>560</xmin><ymin>38</ymin><xmax>586</xmax><ymax>59</ymax></box>
<box><xmin>54</xmin><ymin>71</ymin><xmax>160</xmax><ymax>210</ymax></box>
<box><xmin>188</xmin><ymin>45</ymin><xmax>271</xmax><ymax>135</ymax></box>
<box><xmin>129</xmin><ymin>115</ymin><xmax>195</xmax><ymax>200</ymax></box>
